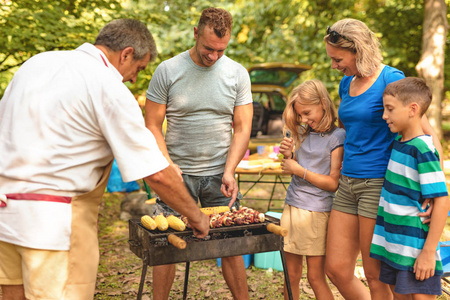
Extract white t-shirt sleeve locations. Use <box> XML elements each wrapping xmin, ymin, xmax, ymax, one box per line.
<box><xmin>95</xmin><ymin>83</ymin><xmax>169</xmax><ymax>182</ymax></box>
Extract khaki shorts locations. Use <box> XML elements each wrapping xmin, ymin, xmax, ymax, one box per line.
<box><xmin>280</xmin><ymin>205</ymin><xmax>330</xmax><ymax>256</ymax></box>
<box><xmin>332</xmin><ymin>175</ymin><xmax>384</xmax><ymax>219</ymax></box>
<box><xmin>0</xmin><ymin>241</ymin><xmax>69</xmax><ymax>300</ymax></box>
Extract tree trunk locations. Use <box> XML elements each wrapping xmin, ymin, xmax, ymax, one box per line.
<box><xmin>416</xmin><ymin>0</ymin><xmax>448</xmax><ymax>140</ymax></box>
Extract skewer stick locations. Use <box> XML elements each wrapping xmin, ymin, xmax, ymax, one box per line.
<box><xmin>266</xmin><ymin>223</ymin><xmax>288</xmax><ymax>237</ymax></box>
<box><xmin>168</xmin><ymin>234</ymin><xmax>186</xmax><ymax>249</ymax></box>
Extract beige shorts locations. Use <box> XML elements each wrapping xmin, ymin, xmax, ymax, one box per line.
<box><xmin>280</xmin><ymin>205</ymin><xmax>330</xmax><ymax>256</ymax></box>
<box><xmin>0</xmin><ymin>240</ymin><xmax>69</xmax><ymax>300</ymax></box>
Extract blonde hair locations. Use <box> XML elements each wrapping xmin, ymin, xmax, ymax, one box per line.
<box><xmin>324</xmin><ymin>18</ymin><xmax>382</xmax><ymax>77</ymax></box>
<box><xmin>283</xmin><ymin>79</ymin><xmax>337</xmax><ymax>150</ymax></box>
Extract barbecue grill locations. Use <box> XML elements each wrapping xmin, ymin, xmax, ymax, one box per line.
<box><xmin>128</xmin><ymin>215</ymin><xmax>293</xmax><ymax>299</ymax></box>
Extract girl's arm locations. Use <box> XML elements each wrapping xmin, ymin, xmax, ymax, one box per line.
<box><xmin>281</xmin><ymin>145</ymin><xmax>344</xmax><ymax>192</ymax></box>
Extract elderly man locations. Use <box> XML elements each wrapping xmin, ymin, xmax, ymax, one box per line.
<box><xmin>0</xmin><ymin>19</ymin><xmax>209</xmax><ymax>300</ymax></box>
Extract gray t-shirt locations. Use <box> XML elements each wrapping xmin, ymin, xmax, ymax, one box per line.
<box><xmin>146</xmin><ymin>51</ymin><xmax>252</xmax><ymax>176</ymax></box>
<box><xmin>285</xmin><ymin>127</ymin><xmax>346</xmax><ymax>212</ymax></box>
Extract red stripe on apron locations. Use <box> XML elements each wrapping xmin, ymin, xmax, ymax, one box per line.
<box><xmin>5</xmin><ymin>193</ymin><xmax>72</xmax><ymax>203</ymax></box>
<box><xmin>100</xmin><ymin>54</ymin><xmax>108</xmax><ymax>67</ymax></box>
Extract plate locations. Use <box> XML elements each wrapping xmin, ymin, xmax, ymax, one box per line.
<box><xmin>237</xmin><ymin>160</ymin><xmax>263</xmax><ymax>169</ymax></box>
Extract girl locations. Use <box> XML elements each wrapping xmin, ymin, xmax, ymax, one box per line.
<box><xmin>279</xmin><ymin>79</ymin><xmax>345</xmax><ymax>300</ymax></box>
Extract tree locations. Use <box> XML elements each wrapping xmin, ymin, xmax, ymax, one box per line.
<box><xmin>416</xmin><ymin>0</ymin><xmax>448</xmax><ymax>139</ymax></box>
<box><xmin>0</xmin><ymin>0</ymin><xmax>124</xmax><ymax>72</ymax></box>
<box><xmin>0</xmin><ymin>0</ymin><xmax>124</xmax><ymax>94</ymax></box>
<box><xmin>1</xmin><ymin>0</ymin><xmax>449</xmax><ymax>137</ymax></box>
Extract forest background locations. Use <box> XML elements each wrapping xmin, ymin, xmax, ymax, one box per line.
<box><xmin>1</xmin><ymin>0</ymin><xmax>449</xmax><ymax>139</ymax></box>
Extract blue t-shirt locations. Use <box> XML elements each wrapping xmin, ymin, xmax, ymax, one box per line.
<box><xmin>338</xmin><ymin>65</ymin><xmax>404</xmax><ymax>178</ymax></box>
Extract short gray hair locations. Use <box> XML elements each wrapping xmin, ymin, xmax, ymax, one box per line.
<box><xmin>324</xmin><ymin>18</ymin><xmax>382</xmax><ymax>78</ymax></box>
<box><xmin>95</xmin><ymin>19</ymin><xmax>157</xmax><ymax>62</ymax></box>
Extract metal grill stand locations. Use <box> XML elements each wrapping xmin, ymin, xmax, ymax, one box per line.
<box><xmin>128</xmin><ymin>218</ymin><xmax>293</xmax><ymax>299</ymax></box>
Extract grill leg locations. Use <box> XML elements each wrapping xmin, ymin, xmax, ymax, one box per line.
<box><xmin>280</xmin><ymin>245</ymin><xmax>293</xmax><ymax>300</ymax></box>
<box><xmin>137</xmin><ymin>251</ymin><xmax>149</xmax><ymax>300</ymax></box>
<box><xmin>183</xmin><ymin>261</ymin><xmax>190</xmax><ymax>300</ymax></box>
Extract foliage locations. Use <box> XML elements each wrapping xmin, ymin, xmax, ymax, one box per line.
<box><xmin>1</xmin><ymin>0</ymin><xmax>449</xmax><ymax>104</ymax></box>
<box><xmin>0</xmin><ymin>0</ymin><xmax>123</xmax><ymax>93</ymax></box>
<box><xmin>364</xmin><ymin>0</ymin><xmax>425</xmax><ymax>77</ymax></box>
<box><xmin>0</xmin><ymin>0</ymin><xmax>123</xmax><ymax>71</ymax></box>
<box><xmin>230</xmin><ymin>0</ymin><xmax>368</xmax><ymax>99</ymax></box>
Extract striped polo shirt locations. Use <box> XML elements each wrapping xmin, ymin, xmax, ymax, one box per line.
<box><xmin>370</xmin><ymin>135</ymin><xmax>448</xmax><ymax>274</ymax></box>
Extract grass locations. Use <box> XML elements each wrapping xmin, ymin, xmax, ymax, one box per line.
<box><xmin>95</xmin><ymin>125</ymin><xmax>450</xmax><ymax>299</ymax></box>
<box><xmin>94</xmin><ymin>167</ymin><xmax>450</xmax><ymax>299</ymax></box>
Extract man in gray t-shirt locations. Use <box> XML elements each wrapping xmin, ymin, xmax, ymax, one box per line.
<box><xmin>145</xmin><ymin>7</ymin><xmax>253</xmax><ymax>300</ymax></box>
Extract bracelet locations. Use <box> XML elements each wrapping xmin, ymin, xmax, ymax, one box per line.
<box><xmin>303</xmin><ymin>168</ymin><xmax>307</xmax><ymax>180</ymax></box>
<box><xmin>290</xmin><ymin>152</ymin><xmax>294</xmax><ymax>159</ymax></box>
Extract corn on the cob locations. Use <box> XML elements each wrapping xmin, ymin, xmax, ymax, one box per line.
<box><xmin>248</xmin><ymin>159</ymin><xmax>274</xmax><ymax>166</ymax></box>
<box><xmin>154</xmin><ymin>214</ymin><xmax>168</xmax><ymax>231</ymax></box>
<box><xmin>167</xmin><ymin>215</ymin><xmax>186</xmax><ymax>231</ymax></box>
<box><xmin>200</xmin><ymin>206</ymin><xmax>230</xmax><ymax>216</ymax></box>
<box><xmin>262</xmin><ymin>162</ymin><xmax>281</xmax><ymax>170</ymax></box>
<box><xmin>141</xmin><ymin>215</ymin><xmax>157</xmax><ymax>230</ymax></box>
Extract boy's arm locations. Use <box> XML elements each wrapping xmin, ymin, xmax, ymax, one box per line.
<box><xmin>414</xmin><ymin>195</ymin><xmax>450</xmax><ymax>281</ymax></box>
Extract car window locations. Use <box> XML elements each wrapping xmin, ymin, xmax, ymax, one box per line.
<box><xmin>253</xmin><ymin>92</ymin><xmax>270</xmax><ymax>109</ymax></box>
<box><xmin>272</xmin><ymin>93</ymin><xmax>286</xmax><ymax>111</ymax></box>
<box><xmin>250</xmin><ymin>69</ymin><xmax>299</xmax><ymax>87</ymax></box>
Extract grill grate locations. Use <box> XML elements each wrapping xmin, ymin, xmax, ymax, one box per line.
<box><xmin>128</xmin><ymin>215</ymin><xmax>293</xmax><ymax>300</ymax></box>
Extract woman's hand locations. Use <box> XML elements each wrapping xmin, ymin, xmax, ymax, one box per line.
<box><xmin>418</xmin><ymin>198</ymin><xmax>433</xmax><ymax>224</ymax></box>
<box><xmin>280</xmin><ymin>137</ymin><xmax>294</xmax><ymax>158</ymax></box>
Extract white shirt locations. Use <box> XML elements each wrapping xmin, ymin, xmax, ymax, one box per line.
<box><xmin>0</xmin><ymin>43</ymin><xmax>169</xmax><ymax>250</ymax></box>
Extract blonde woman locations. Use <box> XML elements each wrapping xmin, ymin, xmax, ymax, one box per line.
<box><xmin>323</xmin><ymin>18</ymin><xmax>443</xmax><ymax>300</ymax></box>
<box><xmin>279</xmin><ymin>80</ymin><xmax>345</xmax><ymax>300</ymax></box>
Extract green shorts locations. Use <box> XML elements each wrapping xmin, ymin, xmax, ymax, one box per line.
<box><xmin>332</xmin><ymin>175</ymin><xmax>384</xmax><ymax>219</ymax></box>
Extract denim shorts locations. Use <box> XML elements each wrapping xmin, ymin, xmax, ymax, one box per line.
<box><xmin>331</xmin><ymin>175</ymin><xmax>384</xmax><ymax>219</ymax></box>
<box><xmin>379</xmin><ymin>261</ymin><xmax>442</xmax><ymax>295</ymax></box>
<box><xmin>153</xmin><ymin>173</ymin><xmax>242</xmax><ymax>216</ymax></box>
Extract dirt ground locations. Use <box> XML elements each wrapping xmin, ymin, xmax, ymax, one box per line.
<box><xmin>94</xmin><ymin>166</ymin><xmax>450</xmax><ymax>299</ymax></box>
<box><xmin>95</xmin><ymin>192</ymin><xmax>346</xmax><ymax>300</ymax></box>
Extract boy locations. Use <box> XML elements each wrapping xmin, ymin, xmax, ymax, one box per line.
<box><xmin>370</xmin><ymin>77</ymin><xmax>450</xmax><ymax>298</ymax></box>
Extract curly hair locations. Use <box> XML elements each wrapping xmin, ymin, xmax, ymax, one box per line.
<box><xmin>95</xmin><ymin>19</ymin><xmax>157</xmax><ymax>62</ymax></box>
<box><xmin>197</xmin><ymin>7</ymin><xmax>232</xmax><ymax>38</ymax></box>
<box><xmin>324</xmin><ymin>18</ymin><xmax>382</xmax><ymax>78</ymax></box>
<box><xmin>283</xmin><ymin>79</ymin><xmax>337</xmax><ymax>150</ymax></box>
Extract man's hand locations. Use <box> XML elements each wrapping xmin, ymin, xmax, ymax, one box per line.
<box><xmin>221</xmin><ymin>173</ymin><xmax>238</xmax><ymax>208</ymax></box>
<box><xmin>418</xmin><ymin>198</ymin><xmax>433</xmax><ymax>224</ymax></box>
<box><xmin>188</xmin><ymin>212</ymin><xmax>209</xmax><ymax>238</ymax></box>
